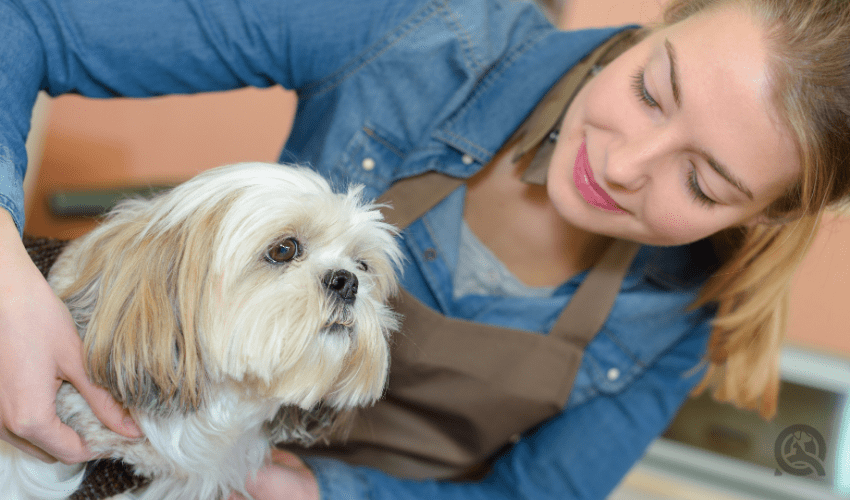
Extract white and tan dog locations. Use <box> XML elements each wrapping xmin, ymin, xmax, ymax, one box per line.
<box><xmin>0</xmin><ymin>163</ymin><xmax>402</xmax><ymax>500</ymax></box>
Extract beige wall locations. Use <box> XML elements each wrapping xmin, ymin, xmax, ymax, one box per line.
<box><xmin>27</xmin><ymin>0</ymin><xmax>849</xmax><ymax>354</ymax></box>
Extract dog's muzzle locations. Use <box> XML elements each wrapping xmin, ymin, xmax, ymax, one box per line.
<box><xmin>323</xmin><ymin>269</ymin><xmax>358</xmax><ymax>305</ymax></box>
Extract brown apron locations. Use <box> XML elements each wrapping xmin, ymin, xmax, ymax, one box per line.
<box><xmin>303</xmin><ymin>171</ymin><xmax>640</xmax><ymax>480</ymax></box>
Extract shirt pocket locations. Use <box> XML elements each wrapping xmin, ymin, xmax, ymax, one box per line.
<box><xmin>331</xmin><ymin>121</ymin><xmax>407</xmax><ymax>199</ymax></box>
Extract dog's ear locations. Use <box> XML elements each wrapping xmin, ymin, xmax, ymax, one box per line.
<box><xmin>59</xmin><ymin>202</ymin><xmax>221</xmax><ymax>414</ymax></box>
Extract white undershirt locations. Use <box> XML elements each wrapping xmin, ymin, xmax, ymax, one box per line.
<box><xmin>453</xmin><ymin>219</ymin><xmax>557</xmax><ymax>299</ymax></box>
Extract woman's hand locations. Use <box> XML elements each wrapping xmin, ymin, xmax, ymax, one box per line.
<box><xmin>0</xmin><ymin>212</ymin><xmax>142</xmax><ymax>464</ymax></box>
<box><xmin>228</xmin><ymin>449</ymin><xmax>319</xmax><ymax>500</ymax></box>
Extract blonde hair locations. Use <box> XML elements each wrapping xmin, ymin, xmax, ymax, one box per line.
<box><xmin>660</xmin><ymin>0</ymin><xmax>850</xmax><ymax>418</ymax></box>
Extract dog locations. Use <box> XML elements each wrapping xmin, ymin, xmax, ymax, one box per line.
<box><xmin>0</xmin><ymin>163</ymin><xmax>402</xmax><ymax>500</ymax></box>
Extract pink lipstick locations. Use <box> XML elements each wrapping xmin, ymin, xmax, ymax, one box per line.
<box><xmin>573</xmin><ymin>140</ymin><xmax>627</xmax><ymax>214</ymax></box>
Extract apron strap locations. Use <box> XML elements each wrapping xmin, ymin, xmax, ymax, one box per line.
<box><xmin>552</xmin><ymin>238</ymin><xmax>640</xmax><ymax>347</ymax></box>
<box><xmin>377</xmin><ymin>171</ymin><xmax>464</xmax><ymax>230</ymax></box>
<box><xmin>377</xmin><ymin>172</ymin><xmax>640</xmax><ymax>347</ymax></box>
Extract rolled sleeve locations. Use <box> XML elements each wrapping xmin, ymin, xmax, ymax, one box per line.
<box><xmin>305</xmin><ymin>457</ymin><xmax>374</xmax><ymax>500</ymax></box>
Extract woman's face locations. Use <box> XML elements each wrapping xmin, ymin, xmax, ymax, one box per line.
<box><xmin>548</xmin><ymin>5</ymin><xmax>800</xmax><ymax>246</ymax></box>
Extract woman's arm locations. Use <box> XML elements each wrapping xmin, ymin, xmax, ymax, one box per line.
<box><xmin>22</xmin><ymin>0</ymin><xmax>415</xmax><ymax>97</ymax></box>
<box><xmin>0</xmin><ymin>0</ymin><xmax>423</xmax><ymax>231</ymax></box>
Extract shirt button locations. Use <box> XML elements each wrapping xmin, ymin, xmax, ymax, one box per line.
<box><xmin>607</xmin><ymin>367</ymin><xmax>621</xmax><ymax>381</ymax></box>
<box><xmin>361</xmin><ymin>157</ymin><xmax>376</xmax><ymax>171</ymax></box>
<box><xmin>423</xmin><ymin>248</ymin><xmax>437</xmax><ymax>261</ymax></box>
<box><xmin>461</xmin><ymin>154</ymin><xmax>474</xmax><ymax>165</ymax></box>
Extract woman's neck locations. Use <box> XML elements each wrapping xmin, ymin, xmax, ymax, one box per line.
<box><xmin>463</xmin><ymin>144</ymin><xmax>613</xmax><ymax>288</ymax></box>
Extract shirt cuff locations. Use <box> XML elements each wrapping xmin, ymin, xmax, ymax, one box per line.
<box><xmin>304</xmin><ymin>457</ymin><xmax>372</xmax><ymax>500</ymax></box>
<box><xmin>0</xmin><ymin>193</ymin><xmax>24</xmax><ymax>237</ymax></box>
<box><xmin>0</xmin><ymin>148</ymin><xmax>26</xmax><ymax>236</ymax></box>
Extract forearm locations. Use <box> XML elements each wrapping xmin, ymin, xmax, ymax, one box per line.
<box><xmin>0</xmin><ymin>0</ymin><xmax>426</xmax><ymax>230</ymax></box>
<box><xmin>0</xmin><ymin>0</ymin><xmax>297</xmax><ymax>231</ymax></box>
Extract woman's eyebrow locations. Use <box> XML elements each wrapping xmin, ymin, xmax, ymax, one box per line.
<box><xmin>698</xmin><ymin>149</ymin><xmax>756</xmax><ymax>200</ymax></box>
<box><xmin>665</xmin><ymin>39</ymin><xmax>681</xmax><ymax>107</ymax></box>
<box><xmin>666</xmin><ymin>38</ymin><xmax>754</xmax><ymax>201</ymax></box>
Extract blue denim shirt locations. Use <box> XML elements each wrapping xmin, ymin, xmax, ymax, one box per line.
<box><xmin>1</xmin><ymin>0</ymin><xmax>717</xmax><ymax>498</ymax></box>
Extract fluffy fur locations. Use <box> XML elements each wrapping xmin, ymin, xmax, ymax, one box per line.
<box><xmin>0</xmin><ymin>163</ymin><xmax>402</xmax><ymax>500</ymax></box>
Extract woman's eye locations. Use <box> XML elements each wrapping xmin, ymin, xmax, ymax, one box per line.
<box><xmin>686</xmin><ymin>164</ymin><xmax>718</xmax><ymax>208</ymax></box>
<box><xmin>265</xmin><ymin>237</ymin><xmax>300</xmax><ymax>264</ymax></box>
<box><xmin>630</xmin><ymin>66</ymin><xmax>659</xmax><ymax>109</ymax></box>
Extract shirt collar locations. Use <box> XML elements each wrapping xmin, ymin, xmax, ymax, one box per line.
<box><xmin>513</xmin><ymin>28</ymin><xmax>643</xmax><ymax>185</ymax></box>
<box><xmin>431</xmin><ymin>26</ymin><xmax>637</xmax><ymax>177</ymax></box>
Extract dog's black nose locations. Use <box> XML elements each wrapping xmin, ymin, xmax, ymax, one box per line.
<box><xmin>322</xmin><ymin>269</ymin><xmax>358</xmax><ymax>304</ymax></box>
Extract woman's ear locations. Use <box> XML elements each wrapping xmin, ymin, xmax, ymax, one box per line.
<box><xmin>58</xmin><ymin>208</ymin><xmax>216</xmax><ymax>415</ymax></box>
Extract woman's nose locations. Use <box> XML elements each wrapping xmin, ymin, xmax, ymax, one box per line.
<box><xmin>603</xmin><ymin>132</ymin><xmax>668</xmax><ymax>192</ymax></box>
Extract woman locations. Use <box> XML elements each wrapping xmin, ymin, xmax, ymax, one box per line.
<box><xmin>0</xmin><ymin>0</ymin><xmax>848</xmax><ymax>498</ymax></box>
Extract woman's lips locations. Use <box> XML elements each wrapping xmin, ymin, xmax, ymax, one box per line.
<box><xmin>573</xmin><ymin>140</ymin><xmax>628</xmax><ymax>214</ymax></box>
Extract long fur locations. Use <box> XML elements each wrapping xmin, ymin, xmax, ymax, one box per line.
<box><xmin>0</xmin><ymin>163</ymin><xmax>402</xmax><ymax>500</ymax></box>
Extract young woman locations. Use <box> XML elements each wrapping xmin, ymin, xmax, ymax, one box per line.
<box><xmin>0</xmin><ymin>0</ymin><xmax>847</xmax><ymax>498</ymax></box>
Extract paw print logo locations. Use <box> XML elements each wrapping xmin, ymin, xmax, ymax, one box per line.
<box><xmin>774</xmin><ymin>424</ymin><xmax>827</xmax><ymax>477</ymax></box>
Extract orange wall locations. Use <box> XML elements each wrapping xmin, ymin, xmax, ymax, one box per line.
<box><xmin>26</xmin><ymin>0</ymin><xmax>850</xmax><ymax>354</ymax></box>
<box><xmin>26</xmin><ymin>87</ymin><xmax>296</xmax><ymax>238</ymax></box>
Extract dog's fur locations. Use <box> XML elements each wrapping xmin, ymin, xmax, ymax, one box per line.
<box><xmin>0</xmin><ymin>163</ymin><xmax>402</xmax><ymax>500</ymax></box>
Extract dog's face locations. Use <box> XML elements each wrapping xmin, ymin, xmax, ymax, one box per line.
<box><xmin>53</xmin><ymin>163</ymin><xmax>402</xmax><ymax>415</ymax></box>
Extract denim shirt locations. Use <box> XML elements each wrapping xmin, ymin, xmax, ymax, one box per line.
<box><xmin>0</xmin><ymin>0</ymin><xmax>717</xmax><ymax>498</ymax></box>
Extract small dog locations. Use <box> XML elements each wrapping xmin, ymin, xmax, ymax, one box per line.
<box><xmin>0</xmin><ymin>163</ymin><xmax>402</xmax><ymax>500</ymax></box>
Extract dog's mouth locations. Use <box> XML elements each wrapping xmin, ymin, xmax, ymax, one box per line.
<box><xmin>323</xmin><ymin>304</ymin><xmax>355</xmax><ymax>336</ymax></box>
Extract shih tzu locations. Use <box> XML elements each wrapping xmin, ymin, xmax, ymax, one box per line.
<box><xmin>0</xmin><ymin>163</ymin><xmax>402</xmax><ymax>500</ymax></box>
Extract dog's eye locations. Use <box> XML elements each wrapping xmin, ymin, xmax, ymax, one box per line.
<box><xmin>357</xmin><ymin>260</ymin><xmax>369</xmax><ymax>272</ymax></box>
<box><xmin>265</xmin><ymin>238</ymin><xmax>300</xmax><ymax>264</ymax></box>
